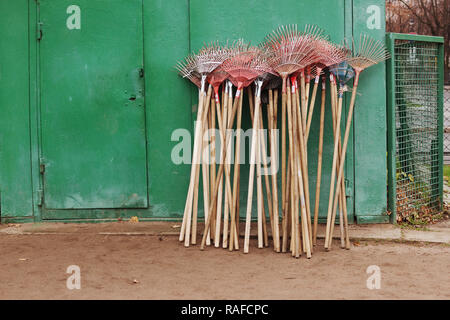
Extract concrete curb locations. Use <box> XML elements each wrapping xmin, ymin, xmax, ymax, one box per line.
<box><xmin>1</xmin><ymin>221</ymin><xmax>449</xmax><ymax>244</ymax></box>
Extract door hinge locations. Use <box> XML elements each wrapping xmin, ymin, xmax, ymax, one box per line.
<box><xmin>37</xmin><ymin>22</ymin><xmax>43</xmax><ymax>41</ymax></box>
<box><xmin>39</xmin><ymin>157</ymin><xmax>45</xmax><ymax>174</ymax></box>
<box><xmin>344</xmin><ymin>179</ymin><xmax>352</xmax><ymax>198</ymax></box>
<box><xmin>139</xmin><ymin>68</ymin><xmax>144</xmax><ymax>78</ymax></box>
<box><xmin>37</xmin><ymin>189</ymin><xmax>44</xmax><ymax>206</ymax></box>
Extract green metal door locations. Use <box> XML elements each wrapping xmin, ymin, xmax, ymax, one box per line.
<box><xmin>39</xmin><ymin>0</ymin><xmax>148</xmax><ymax>213</ymax></box>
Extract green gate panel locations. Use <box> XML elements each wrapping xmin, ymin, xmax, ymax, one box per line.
<box><xmin>144</xmin><ymin>0</ymin><xmax>191</xmax><ymax>217</ymax></box>
<box><xmin>0</xmin><ymin>0</ymin><xmax>391</xmax><ymax>223</ymax></box>
<box><xmin>189</xmin><ymin>0</ymin><xmax>353</xmax><ymax>221</ymax></box>
<box><xmin>39</xmin><ymin>0</ymin><xmax>148</xmax><ymax>212</ymax></box>
<box><xmin>352</xmin><ymin>0</ymin><xmax>388</xmax><ymax>221</ymax></box>
<box><xmin>0</xmin><ymin>0</ymin><xmax>34</xmax><ymax>218</ymax></box>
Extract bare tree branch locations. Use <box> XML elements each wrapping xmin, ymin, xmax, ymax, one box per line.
<box><xmin>399</xmin><ymin>0</ymin><xmax>434</xmax><ymax>32</ymax></box>
<box><xmin>389</xmin><ymin>0</ymin><xmax>450</xmax><ymax>82</ymax></box>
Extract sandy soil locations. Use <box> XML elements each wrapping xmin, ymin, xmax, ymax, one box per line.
<box><xmin>0</xmin><ymin>233</ymin><xmax>448</xmax><ymax>300</ymax></box>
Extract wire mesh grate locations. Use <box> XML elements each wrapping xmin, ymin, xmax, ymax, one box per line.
<box><xmin>393</xmin><ymin>40</ymin><xmax>441</xmax><ymax>221</ymax></box>
<box><xmin>444</xmin><ymin>87</ymin><xmax>450</xmax><ymax>159</ymax></box>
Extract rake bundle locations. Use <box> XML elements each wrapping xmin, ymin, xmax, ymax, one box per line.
<box><xmin>324</xmin><ymin>35</ymin><xmax>390</xmax><ymax>250</ymax></box>
<box><xmin>176</xmin><ymin>43</ymin><xmax>230</xmax><ymax>247</ymax></box>
<box><xmin>176</xmin><ymin>26</ymin><xmax>389</xmax><ymax>259</ymax></box>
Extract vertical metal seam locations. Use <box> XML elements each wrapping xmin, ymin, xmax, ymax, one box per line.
<box><xmin>386</xmin><ymin>33</ymin><xmax>397</xmax><ymax>223</ymax></box>
<box><xmin>347</xmin><ymin>0</ymin><xmax>355</xmax><ymax>222</ymax></box>
<box><xmin>27</xmin><ymin>0</ymin><xmax>34</xmax><ymax>218</ymax></box>
<box><xmin>351</xmin><ymin>0</ymin><xmax>355</xmax><ymax>222</ymax></box>
<box><xmin>37</xmin><ymin>0</ymin><xmax>44</xmax><ymax>218</ymax></box>
<box><xmin>188</xmin><ymin>0</ymin><xmax>193</xmax><ymax>137</ymax></box>
<box><xmin>141</xmin><ymin>0</ymin><xmax>150</xmax><ymax>208</ymax></box>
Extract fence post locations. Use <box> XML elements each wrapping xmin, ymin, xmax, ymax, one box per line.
<box><xmin>438</xmin><ymin>42</ymin><xmax>444</xmax><ymax>210</ymax></box>
<box><xmin>386</xmin><ymin>33</ymin><xmax>397</xmax><ymax>223</ymax></box>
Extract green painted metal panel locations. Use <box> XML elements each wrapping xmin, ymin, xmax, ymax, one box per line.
<box><xmin>28</xmin><ymin>0</ymin><xmax>42</xmax><ymax>221</ymax></box>
<box><xmin>144</xmin><ymin>0</ymin><xmax>191</xmax><ymax>218</ymax></box>
<box><xmin>0</xmin><ymin>0</ymin><xmax>34</xmax><ymax>217</ymax></box>
<box><xmin>36</xmin><ymin>0</ymin><xmax>192</xmax><ymax>219</ymax></box>
<box><xmin>356</xmin><ymin>215</ymin><xmax>390</xmax><ymax>224</ymax></box>
<box><xmin>344</xmin><ymin>0</ymin><xmax>355</xmax><ymax>223</ymax></box>
<box><xmin>352</xmin><ymin>0</ymin><xmax>388</xmax><ymax>218</ymax></box>
<box><xmin>39</xmin><ymin>0</ymin><xmax>148</xmax><ymax>212</ymax></box>
<box><xmin>189</xmin><ymin>0</ymin><xmax>353</xmax><ymax>221</ymax></box>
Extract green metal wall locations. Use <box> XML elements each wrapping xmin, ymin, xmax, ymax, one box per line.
<box><xmin>0</xmin><ymin>0</ymin><xmax>388</xmax><ymax>223</ymax></box>
<box><xmin>145</xmin><ymin>0</ymin><xmax>191</xmax><ymax>218</ymax></box>
<box><xmin>352</xmin><ymin>0</ymin><xmax>389</xmax><ymax>223</ymax></box>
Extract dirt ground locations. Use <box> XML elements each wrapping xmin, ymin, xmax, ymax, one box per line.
<box><xmin>0</xmin><ymin>231</ymin><xmax>449</xmax><ymax>299</ymax></box>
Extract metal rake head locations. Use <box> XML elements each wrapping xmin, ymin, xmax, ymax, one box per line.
<box><xmin>221</xmin><ymin>44</ymin><xmax>273</xmax><ymax>89</ymax></box>
<box><xmin>263</xmin><ymin>24</ymin><xmax>327</xmax><ymax>79</ymax></box>
<box><xmin>329</xmin><ymin>61</ymin><xmax>355</xmax><ymax>87</ymax></box>
<box><xmin>302</xmin><ymin>24</ymin><xmax>330</xmax><ymax>67</ymax></box>
<box><xmin>347</xmin><ymin>34</ymin><xmax>390</xmax><ymax>72</ymax></box>
<box><xmin>195</xmin><ymin>41</ymin><xmax>231</xmax><ymax>75</ymax></box>
<box><xmin>175</xmin><ymin>54</ymin><xmax>202</xmax><ymax>88</ymax></box>
<box><xmin>176</xmin><ymin>42</ymin><xmax>231</xmax><ymax>90</ymax></box>
<box><xmin>229</xmin><ymin>39</ymin><xmax>256</xmax><ymax>64</ymax></box>
<box><xmin>310</xmin><ymin>64</ymin><xmax>325</xmax><ymax>79</ymax></box>
<box><xmin>314</xmin><ymin>39</ymin><xmax>348</xmax><ymax>70</ymax></box>
<box><xmin>207</xmin><ymin>39</ymin><xmax>253</xmax><ymax>88</ymax></box>
<box><xmin>207</xmin><ymin>65</ymin><xmax>229</xmax><ymax>89</ymax></box>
